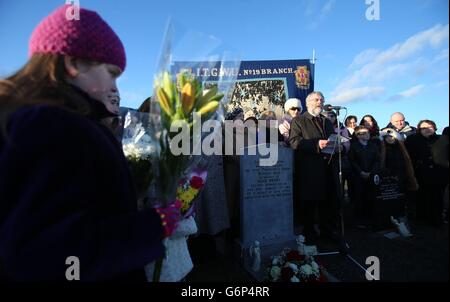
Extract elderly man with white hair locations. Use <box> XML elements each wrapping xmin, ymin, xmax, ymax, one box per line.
<box><xmin>288</xmin><ymin>91</ymin><xmax>341</xmax><ymax>245</ymax></box>
<box><xmin>386</xmin><ymin>112</ymin><xmax>416</xmax><ymax>140</ymax></box>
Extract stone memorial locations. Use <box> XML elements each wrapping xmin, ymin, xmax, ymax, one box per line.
<box><xmin>372</xmin><ymin>174</ymin><xmax>405</xmax><ymax>231</ymax></box>
<box><xmin>237</xmin><ymin>144</ymin><xmax>296</xmax><ymax>280</ymax></box>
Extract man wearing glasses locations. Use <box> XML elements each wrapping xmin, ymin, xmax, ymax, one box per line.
<box><xmin>288</xmin><ymin>91</ymin><xmax>341</xmax><ymax>244</ymax></box>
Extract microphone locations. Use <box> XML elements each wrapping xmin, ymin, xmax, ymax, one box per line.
<box><xmin>323</xmin><ymin>104</ymin><xmax>347</xmax><ymax>111</ymax></box>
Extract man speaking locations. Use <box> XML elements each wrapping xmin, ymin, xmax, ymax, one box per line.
<box><xmin>288</xmin><ymin>91</ymin><xmax>341</xmax><ymax>245</ymax></box>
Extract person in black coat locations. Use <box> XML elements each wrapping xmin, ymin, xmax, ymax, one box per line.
<box><xmin>288</xmin><ymin>91</ymin><xmax>341</xmax><ymax>244</ymax></box>
<box><xmin>378</xmin><ymin>128</ymin><xmax>418</xmax><ymax>227</ymax></box>
<box><xmin>406</xmin><ymin>120</ymin><xmax>448</xmax><ymax>226</ymax></box>
<box><xmin>432</xmin><ymin>126</ymin><xmax>449</xmax><ymax>223</ymax></box>
<box><xmin>0</xmin><ymin>5</ymin><xmax>179</xmax><ymax>281</ymax></box>
<box><xmin>386</xmin><ymin>112</ymin><xmax>417</xmax><ymax>140</ymax></box>
<box><xmin>360</xmin><ymin>114</ymin><xmax>381</xmax><ymax>149</ymax></box>
<box><xmin>348</xmin><ymin>126</ymin><xmax>381</xmax><ymax>228</ymax></box>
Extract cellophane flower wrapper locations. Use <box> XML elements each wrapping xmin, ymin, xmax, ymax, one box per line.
<box><xmin>121</xmin><ymin>109</ymin><xmax>159</xmax><ymax>200</ymax></box>
<box><xmin>148</xmin><ymin>18</ymin><xmax>241</xmax><ymax>208</ymax></box>
<box><xmin>177</xmin><ymin>167</ymin><xmax>208</xmax><ymax>218</ymax></box>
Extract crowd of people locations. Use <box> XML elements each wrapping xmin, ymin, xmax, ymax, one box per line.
<box><xmin>283</xmin><ymin>93</ymin><xmax>448</xmax><ymax>244</ymax></box>
<box><xmin>0</xmin><ymin>4</ymin><xmax>448</xmax><ymax>282</ymax></box>
<box><xmin>205</xmin><ymin>93</ymin><xmax>448</xmax><ymax>249</ymax></box>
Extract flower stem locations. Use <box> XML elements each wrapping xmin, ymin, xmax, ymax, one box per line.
<box><xmin>152</xmin><ymin>256</ymin><xmax>164</xmax><ymax>282</ymax></box>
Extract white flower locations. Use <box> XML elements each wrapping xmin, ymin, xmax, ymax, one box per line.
<box><xmin>122</xmin><ymin>141</ymin><xmax>155</xmax><ymax>160</ymax></box>
<box><xmin>286</xmin><ymin>262</ymin><xmax>298</xmax><ymax>273</ymax></box>
<box><xmin>270</xmin><ymin>266</ymin><xmax>281</xmax><ymax>281</ymax></box>
<box><xmin>272</xmin><ymin>256</ymin><xmax>283</xmax><ymax>266</ymax></box>
<box><xmin>290</xmin><ymin>276</ymin><xmax>300</xmax><ymax>282</ymax></box>
<box><xmin>311</xmin><ymin>261</ymin><xmax>320</xmax><ymax>273</ymax></box>
<box><xmin>299</xmin><ymin>264</ymin><xmax>313</xmax><ymax>276</ymax></box>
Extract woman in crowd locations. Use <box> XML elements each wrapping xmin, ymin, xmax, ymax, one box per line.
<box><xmin>325</xmin><ymin>110</ymin><xmax>351</xmax><ymax>152</ymax></box>
<box><xmin>406</xmin><ymin>120</ymin><xmax>447</xmax><ymax>226</ymax></box>
<box><xmin>360</xmin><ymin>114</ymin><xmax>381</xmax><ymax>144</ymax></box>
<box><xmin>0</xmin><ymin>5</ymin><xmax>179</xmax><ymax>281</ymax></box>
<box><xmin>345</xmin><ymin>115</ymin><xmax>358</xmax><ymax>140</ymax></box>
<box><xmin>348</xmin><ymin>126</ymin><xmax>381</xmax><ymax>228</ymax></box>
<box><xmin>279</xmin><ymin>98</ymin><xmax>302</xmax><ymax>144</ymax></box>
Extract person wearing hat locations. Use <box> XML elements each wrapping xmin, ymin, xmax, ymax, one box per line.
<box><xmin>0</xmin><ymin>5</ymin><xmax>180</xmax><ymax>281</ymax></box>
<box><xmin>279</xmin><ymin>98</ymin><xmax>302</xmax><ymax>143</ymax></box>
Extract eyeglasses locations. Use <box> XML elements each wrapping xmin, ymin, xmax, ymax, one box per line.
<box><xmin>356</xmin><ymin>132</ymin><xmax>369</xmax><ymax>136</ymax></box>
<box><xmin>290</xmin><ymin>107</ymin><xmax>301</xmax><ymax>111</ymax></box>
<box><xmin>419</xmin><ymin>127</ymin><xmax>434</xmax><ymax>131</ymax></box>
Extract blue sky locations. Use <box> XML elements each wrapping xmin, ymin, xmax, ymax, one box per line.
<box><xmin>0</xmin><ymin>0</ymin><xmax>448</xmax><ymax>131</ymax></box>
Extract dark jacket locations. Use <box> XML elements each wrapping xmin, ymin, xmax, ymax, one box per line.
<box><xmin>432</xmin><ymin>126</ymin><xmax>449</xmax><ymax>170</ymax></box>
<box><xmin>288</xmin><ymin>111</ymin><xmax>337</xmax><ymax>201</ymax></box>
<box><xmin>0</xmin><ymin>96</ymin><xmax>165</xmax><ymax>281</ymax></box>
<box><xmin>384</xmin><ymin>142</ymin><xmax>408</xmax><ymax>181</ymax></box>
<box><xmin>406</xmin><ymin>132</ymin><xmax>448</xmax><ymax>186</ymax></box>
<box><xmin>386</xmin><ymin>122</ymin><xmax>417</xmax><ymax>140</ymax></box>
<box><xmin>348</xmin><ymin>140</ymin><xmax>381</xmax><ymax>176</ymax></box>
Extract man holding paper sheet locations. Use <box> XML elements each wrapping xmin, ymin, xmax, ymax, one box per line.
<box><xmin>288</xmin><ymin>91</ymin><xmax>341</xmax><ymax>244</ymax></box>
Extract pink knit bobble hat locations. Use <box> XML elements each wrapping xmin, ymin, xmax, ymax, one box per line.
<box><xmin>29</xmin><ymin>5</ymin><xmax>126</xmax><ymax>71</ymax></box>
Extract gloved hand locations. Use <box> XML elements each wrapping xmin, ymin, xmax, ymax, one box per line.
<box><xmin>154</xmin><ymin>200</ymin><xmax>182</xmax><ymax>238</ymax></box>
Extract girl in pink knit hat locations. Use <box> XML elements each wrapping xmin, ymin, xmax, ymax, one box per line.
<box><xmin>0</xmin><ymin>5</ymin><xmax>180</xmax><ymax>281</ymax></box>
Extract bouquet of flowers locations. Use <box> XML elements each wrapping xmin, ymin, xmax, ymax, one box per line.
<box><xmin>143</xmin><ymin>169</ymin><xmax>207</xmax><ymax>282</ymax></box>
<box><xmin>149</xmin><ymin>70</ymin><xmax>222</xmax><ymax>205</ymax></box>
<box><xmin>177</xmin><ymin>169</ymin><xmax>207</xmax><ymax>217</ymax></box>
<box><xmin>267</xmin><ymin>248</ymin><xmax>327</xmax><ymax>282</ymax></box>
<box><xmin>144</xmin><ymin>19</ymin><xmax>241</xmax><ymax>282</ymax></box>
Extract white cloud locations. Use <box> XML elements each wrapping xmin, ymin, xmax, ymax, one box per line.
<box><xmin>398</xmin><ymin>84</ymin><xmax>425</xmax><ymax>98</ymax></box>
<box><xmin>433</xmin><ymin>48</ymin><xmax>449</xmax><ymax>62</ymax></box>
<box><xmin>386</xmin><ymin>84</ymin><xmax>426</xmax><ymax>103</ymax></box>
<box><xmin>348</xmin><ymin>48</ymin><xmax>380</xmax><ymax>69</ymax></box>
<box><xmin>434</xmin><ymin>79</ymin><xmax>449</xmax><ymax>87</ymax></box>
<box><xmin>328</xmin><ymin>86</ymin><xmax>385</xmax><ymax>104</ymax></box>
<box><xmin>303</xmin><ymin>0</ymin><xmax>336</xmax><ymax>30</ymax></box>
<box><xmin>329</xmin><ymin>24</ymin><xmax>449</xmax><ymax>103</ymax></box>
<box><xmin>321</xmin><ymin>0</ymin><xmax>335</xmax><ymax>14</ymax></box>
<box><xmin>303</xmin><ymin>0</ymin><xmax>316</xmax><ymax>16</ymax></box>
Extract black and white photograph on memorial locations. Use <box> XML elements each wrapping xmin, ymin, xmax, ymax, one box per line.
<box><xmin>227</xmin><ymin>80</ymin><xmax>287</xmax><ymax>118</ymax></box>
<box><xmin>0</xmin><ymin>0</ymin><xmax>448</xmax><ymax>295</ymax></box>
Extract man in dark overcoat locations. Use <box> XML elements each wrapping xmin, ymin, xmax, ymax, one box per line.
<box><xmin>288</xmin><ymin>91</ymin><xmax>341</xmax><ymax>244</ymax></box>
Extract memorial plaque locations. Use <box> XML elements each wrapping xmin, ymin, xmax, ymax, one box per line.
<box><xmin>239</xmin><ymin>144</ymin><xmax>294</xmax><ymax>248</ymax></box>
<box><xmin>372</xmin><ymin>174</ymin><xmax>405</xmax><ymax>231</ymax></box>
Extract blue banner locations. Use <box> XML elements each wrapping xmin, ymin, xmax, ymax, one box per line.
<box><xmin>172</xmin><ymin>59</ymin><xmax>314</xmax><ymax>117</ymax></box>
